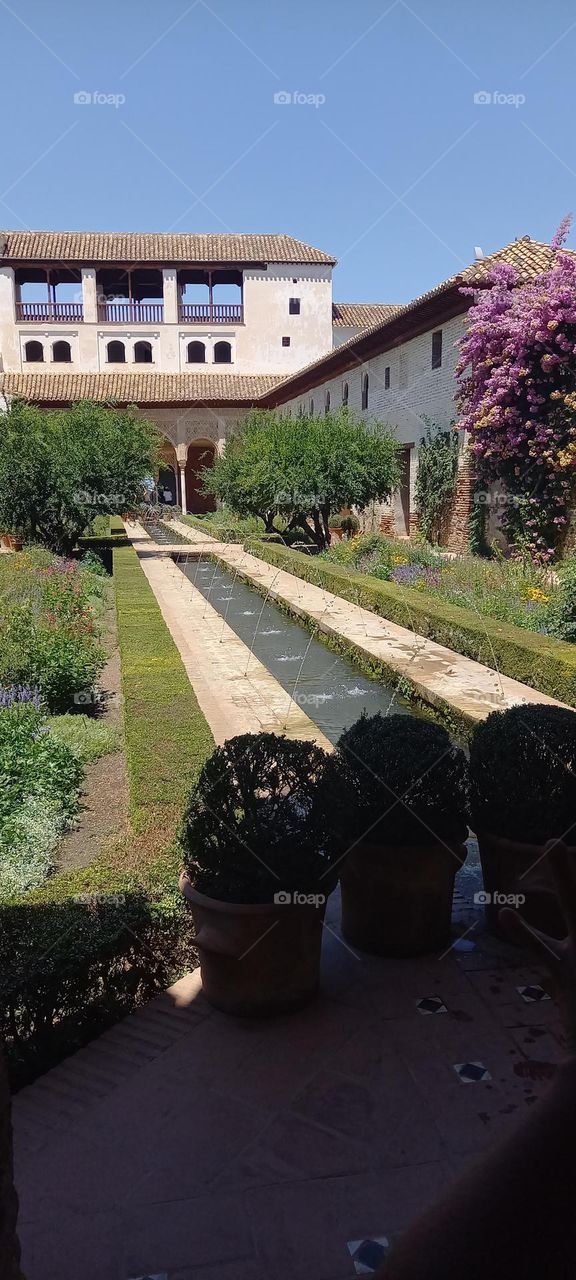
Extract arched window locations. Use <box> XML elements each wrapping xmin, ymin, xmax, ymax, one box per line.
<box><xmin>187</xmin><ymin>340</ymin><xmax>206</xmax><ymax>364</ymax></box>
<box><xmin>362</xmin><ymin>373</ymin><xmax>369</xmax><ymax>410</ymax></box>
<box><xmin>52</xmin><ymin>340</ymin><xmax>71</xmax><ymax>363</ymax></box>
<box><xmin>309</xmin><ymin>398</ymin><xmax>314</xmax><ymax>416</ymax></box>
<box><xmin>134</xmin><ymin>340</ymin><xmax>153</xmax><ymax>364</ymax></box>
<box><xmin>24</xmin><ymin>340</ymin><xmax>43</xmax><ymax>363</ymax></box>
<box><xmin>213</xmin><ymin>340</ymin><xmax>232</xmax><ymax>364</ymax></box>
<box><xmin>106</xmin><ymin>340</ymin><xmax>126</xmax><ymax>363</ymax></box>
<box><xmin>324</xmin><ymin>390</ymin><xmax>331</xmax><ymax>414</ymax></box>
<box><xmin>342</xmin><ymin>380</ymin><xmax>349</xmax><ymax>406</ymax></box>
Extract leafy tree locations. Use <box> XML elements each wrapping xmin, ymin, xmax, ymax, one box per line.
<box><xmin>414</xmin><ymin>420</ymin><xmax>460</xmax><ymax>544</ymax></box>
<box><xmin>0</xmin><ymin>400</ymin><xmax>159</xmax><ymax>554</ymax></box>
<box><xmin>204</xmin><ymin>408</ymin><xmax>400</xmax><ymax>550</ymax></box>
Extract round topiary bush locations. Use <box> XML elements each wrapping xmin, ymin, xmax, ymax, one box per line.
<box><xmin>327</xmin><ymin>712</ymin><xmax>469</xmax><ymax>848</ymax></box>
<box><xmin>470</xmin><ymin>703</ymin><xmax>576</xmax><ymax>844</ymax></box>
<box><xmin>179</xmin><ymin>732</ymin><xmax>338</xmax><ymax>903</ymax></box>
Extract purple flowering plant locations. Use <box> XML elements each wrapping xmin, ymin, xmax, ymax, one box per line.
<box><xmin>456</xmin><ymin>218</ymin><xmax>576</xmax><ymax>560</ymax></box>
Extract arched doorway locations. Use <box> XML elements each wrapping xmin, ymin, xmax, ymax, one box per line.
<box><xmin>184</xmin><ymin>443</ymin><xmax>216</xmax><ymax>514</ymax></box>
<box><xmin>158</xmin><ymin>441</ymin><xmax>178</xmax><ymax>507</ymax></box>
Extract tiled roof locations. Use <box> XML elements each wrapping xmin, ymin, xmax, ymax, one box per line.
<box><xmin>0</xmin><ymin>231</ymin><xmax>336</xmax><ymax>266</ymax></box>
<box><xmin>332</xmin><ymin>302</ymin><xmax>403</xmax><ymax>327</ymax></box>
<box><xmin>0</xmin><ymin>371</ymin><xmax>283</xmax><ymax>404</ymax></box>
<box><xmin>267</xmin><ymin>237</ymin><xmax>576</xmax><ymax>400</ymax></box>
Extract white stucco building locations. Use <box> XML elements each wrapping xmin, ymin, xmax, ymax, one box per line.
<box><xmin>0</xmin><ymin>229</ymin><xmax>562</xmax><ymax>531</ymax></box>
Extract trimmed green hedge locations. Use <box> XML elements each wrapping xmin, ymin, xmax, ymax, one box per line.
<box><xmin>0</xmin><ymin>544</ymin><xmax>214</xmax><ymax>1087</ymax></box>
<box><xmin>114</xmin><ymin>545</ymin><xmax>214</xmax><ymax>830</ymax></box>
<box><xmin>246</xmin><ymin>541</ymin><xmax>576</xmax><ymax>707</ymax></box>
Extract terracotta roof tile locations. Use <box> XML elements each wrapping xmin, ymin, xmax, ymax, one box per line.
<box><xmin>332</xmin><ymin>302</ymin><xmax>403</xmax><ymax>327</ymax></box>
<box><xmin>0</xmin><ymin>231</ymin><xmax>336</xmax><ymax>266</ymax></box>
<box><xmin>0</xmin><ymin>371</ymin><xmax>282</xmax><ymax>404</ymax></box>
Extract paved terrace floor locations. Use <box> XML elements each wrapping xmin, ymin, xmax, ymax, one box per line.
<box><xmin>166</xmin><ymin>519</ymin><xmax>569</xmax><ymax>723</ymax></box>
<box><xmin>11</xmin><ymin>520</ymin><xmax>567</xmax><ymax>1279</ymax></box>
<box><xmin>13</xmin><ymin>885</ymin><xmax>564</xmax><ymax>1280</ymax></box>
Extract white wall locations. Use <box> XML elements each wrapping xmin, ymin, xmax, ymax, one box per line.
<box><xmin>0</xmin><ymin>262</ymin><xmax>334</xmax><ymax>376</ymax></box>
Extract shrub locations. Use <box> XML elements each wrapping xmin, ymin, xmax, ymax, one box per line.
<box><xmin>546</xmin><ymin>555</ymin><xmax>576</xmax><ymax>642</ymax></box>
<box><xmin>0</xmin><ymin>552</ymin><xmax>107</xmax><ymax>711</ymax></box>
<box><xmin>180</xmin><ymin>732</ymin><xmax>338</xmax><ymax>903</ymax></box>
<box><xmin>48</xmin><ymin>714</ymin><xmax>120</xmax><ymax>763</ymax></box>
<box><xmin>415</xmin><ymin>421</ymin><xmax>459</xmax><ymax>543</ymax></box>
<box><xmin>324</xmin><ymin>712</ymin><xmax>468</xmax><ymax>848</ymax></box>
<box><xmin>469</xmin><ymin>703</ymin><xmax>576</xmax><ymax>844</ymax></box>
<box><xmin>248</xmin><ymin>540</ymin><xmax>576</xmax><ymax>708</ymax></box>
<box><xmin>0</xmin><ymin>703</ymin><xmax>83</xmax><ymax>897</ymax></box>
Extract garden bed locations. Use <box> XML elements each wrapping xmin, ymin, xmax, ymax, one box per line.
<box><xmin>0</xmin><ymin>544</ymin><xmax>215</xmax><ymax>1087</ymax></box>
<box><xmin>246</xmin><ymin>540</ymin><xmax>576</xmax><ymax>707</ymax></box>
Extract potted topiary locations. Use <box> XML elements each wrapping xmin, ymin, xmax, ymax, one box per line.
<box><xmin>328</xmin><ymin>513</ymin><xmax>344</xmax><ymax>541</ymax></box>
<box><xmin>469</xmin><ymin>704</ymin><xmax>576</xmax><ymax>938</ymax></box>
<box><xmin>325</xmin><ymin>713</ymin><xmax>469</xmax><ymax>956</ymax></box>
<box><xmin>179</xmin><ymin>732</ymin><xmax>338</xmax><ymax>1016</ymax></box>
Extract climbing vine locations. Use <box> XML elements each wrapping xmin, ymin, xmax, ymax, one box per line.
<box><xmin>414</xmin><ymin>419</ymin><xmax>459</xmax><ymax>544</ymax></box>
<box><xmin>456</xmin><ymin>218</ymin><xmax>576</xmax><ymax>561</ymax></box>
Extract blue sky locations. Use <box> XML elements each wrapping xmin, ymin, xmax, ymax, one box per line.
<box><xmin>1</xmin><ymin>0</ymin><xmax>575</xmax><ymax>304</ymax></box>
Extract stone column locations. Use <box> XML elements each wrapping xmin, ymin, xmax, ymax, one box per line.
<box><xmin>81</xmin><ymin>268</ymin><xmax>98</xmax><ymax>323</ymax></box>
<box><xmin>162</xmin><ymin>268</ymin><xmax>178</xmax><ymax>324</ymax></box>
<box><xmin>179</xmin><ymin>465</ymin><xmax>188</xmax><ymax>514</ymax></box>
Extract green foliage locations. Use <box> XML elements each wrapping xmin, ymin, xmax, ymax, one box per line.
<box><xmin>1</xmin><ymin>543</ymin><xmax>214</xmax><ymax>1086</ymax></box>
<box><xmin>0</xmin><ymin>866</ymin><xmax>187</xmax><ymax>1087</ymax></box>
<box><xmin>470</xmin><ymin>704</ymin><xmax>576</xmax><ymax>843</ymax></box>
<box><xmin>204</xmin><ymin>408</ymin><xmax>401</xmax><ymax>550</ymax></box>
<box><xmin>324</xmin><ymin>712</ymin><xmax>468</xmax><ymax>847</ymax></box>
<box><xmin>546</xmin><ymin>555</ymin><xmax>576</xmax><ymax>642</ymax></box>
<box><xmin>114</xmin><ymin>545</ymin><xmax>215</xmax><ymax>831</ymax></box>
<box><xmin>247</xmin><ymin>540</ymin><xmax>576</xmax><ymax>710</ymax></box>
<box><xmin>183</xmin><ymin>507</ymin><xmax>268</xmax><ymax>543</ymax></box>
<box><xmin>180</xmin><ymin>732</ymin><xmax>338</xmax><ymax>903</ymax></box>
<box><xmin>0</xmin><ymin>704</ymin><xmax>83</xmax><ymax>896</ymax></box>
<box><xmin>0</xmin><ymin>398</ymin><xmax>159</xmax><ymax>554</ymax></box>
<box><xmin>0</xmin><ymin>551</ymin><xmax>107</xmax><ymax>711</ymax></box>
<box><xmin>48</xmin><ymin>714</ymin><xmax>119</xmax><ymax>763</ymax></box>
<box><xmin>414</xmin><ymin>421</ymin><xmax>460</xmax><ymax>543</ymax></box>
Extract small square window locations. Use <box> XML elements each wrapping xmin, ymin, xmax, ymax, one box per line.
<box><xmin>282</xmin><ymin>336</ymin><xmax>291</xmax><ymax>347</ymax></box>
<box><xmin>384</xmin><ymin>366</ymin><xmax>390</xmax><ymax>389</ymax></box>
<box><xmin>292</xmin><ymin>277</ymin><xmax>298</xmax><ymax>284</ymax></box>
<box><xmin>289</xmin><ymin>297</ymin><xmax>300</xmax><ymax>315</ymax></box>
<box><xmin>432</xmin><ymin>330</ymin><xmax>443</xmax><ymax>369</ymax></box>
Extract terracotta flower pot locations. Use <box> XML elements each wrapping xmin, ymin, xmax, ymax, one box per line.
<box><xmin>477</xmin><ymin>831</ymin><xmax>569</xmax><ymax>939</ymax></box>
<box><xmin>339</xmin><ymin>839</ymin><xmax>467</xmax><ymax>957</ymax></box>
<box><xmin>179</xmin><ymin>872</ymin><xmax>328</xmax><ymax>1016</ymax></box>
<box><xmin>1</xmin><ymin>534</ymin><xmax>21</xmax><ymax>551</ymax></box>
<box><xmin>329</xmin><ymin>528</ymin><xmax>343</xmax><ymax>542</ymax></box>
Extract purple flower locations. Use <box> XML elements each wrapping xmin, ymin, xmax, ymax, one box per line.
<box><xmin>0</xmin><ymin>685</ymin><xmax>42</xmax><ymax>710</ymax></box>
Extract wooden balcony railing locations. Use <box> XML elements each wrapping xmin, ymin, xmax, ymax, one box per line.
<box><xmin>97</xmin><ymin>302</ymin><xmax>164</xmax><ymax>324</ymax></box>
<box><xmin>178</xmin><ymin>303</ymin><xmax>244</xmax><ymax>324</ymax></box>
<box><xmin>15</xmin><ymin>301</ymin><xmax>84</xmax><ymax>322</ymax></box>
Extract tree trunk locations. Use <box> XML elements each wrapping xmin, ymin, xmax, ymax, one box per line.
<box><xmin>0</xmin><ymin>1041</ymin><xmax>25</xmax><ymax>1279</ymax></box>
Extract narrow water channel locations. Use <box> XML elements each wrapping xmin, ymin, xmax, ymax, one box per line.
<box><xmin>176</xmin><ymin>554</ymin><xmax>416</xmax><ymax>744</ymax></box>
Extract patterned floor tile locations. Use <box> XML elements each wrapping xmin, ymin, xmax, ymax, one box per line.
<box><xmin>347</xmin><ymin>1236</ymin><xmax>390</xmax><ymax>1274</ymax></box>
<box><xmin>415</xmin><ymin>997</ymin><xmax>447</xmax><ymax>1015</ymax></box>
<box><xmin>453</xmin><ymin>1061</ymin><xmax>492</xmax><ymax>1084</ymax></box>
<box><xmin>517</xmin><ymin>984</ymin><xmax>551</xmax><ymax>1003</ymax></box>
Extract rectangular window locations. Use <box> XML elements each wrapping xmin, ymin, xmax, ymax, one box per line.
<box><xmin>432</xmin><ymin>330</ymin><xmax>443</xmax><ymax>369</ymax></box>
<box><xmin>384</xmin><ymin>365</ymin><xmax>390</xmax><ymax>389</ymax></box>
<box><xmin>282</xmin><ymin>336</ymin><xmax>291</xmax><ymax>347</ymax></box>
<box><xmin>289</xmin><ymin>297</ymin><xmax>300</xmax><ymax>315</ymax></box>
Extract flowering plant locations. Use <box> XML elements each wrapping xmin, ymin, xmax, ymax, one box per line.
<box><xmin>457</xmin><ymin>219</ymin><xmax>576</xmax><ymax>559</ymax></box>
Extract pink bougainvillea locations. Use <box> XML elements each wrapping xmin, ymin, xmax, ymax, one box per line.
<box><xmin>456</xmin><ymin>221</ymin><xmax>576</xmax><ymax>558</ymax></box>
